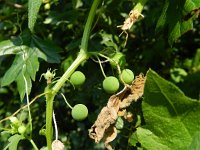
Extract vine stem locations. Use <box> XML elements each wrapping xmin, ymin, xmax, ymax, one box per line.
<box><xmin>45</xmin><ymin>0</ymin><xmax>102</xmax><ymax>149</ymax></box>
<box><xmin>29</xmin><ymin>139</ymin><xmax>39</xmax><ymax>150</ymax></box>
<box><xmin>133</xmin><ymin>0</ymin><xmax>148</xmax><ymax>12</ymax></box>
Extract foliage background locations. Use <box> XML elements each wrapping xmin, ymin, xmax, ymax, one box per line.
<box><xmin>0</xmin><ymin>0</ymin><xmax>199</xmax><ymax>149</ymax></box>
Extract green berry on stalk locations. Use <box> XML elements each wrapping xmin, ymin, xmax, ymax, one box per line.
<box><xmin>121</xmin><ymin>69</ymin><xmax>134</xmax><ymax>84</ymax></box>
<box><xmin>70</xmin><ymin>71</ymin><xmax>86</xmax><ymax>87</ymax></box>
<box><xmin>18</xmin><ymin>125</ymin><xmax>26</xmax><ymax>134</ymax></box>
<box><xmin>110</xmin><ymin>52</ymin><xmax>126</xmax><ymax>68</ymax></box>
<box><xmin>71</xmin><ymin>104</ymin><xmax>88</xmax><ymax>121</ymax></box>
<box><xmin>103</xmin><ymin>76</ymin><xmax>119</xmax><ymax>94</ymax></box>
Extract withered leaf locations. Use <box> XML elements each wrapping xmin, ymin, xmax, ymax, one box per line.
<box><xmin>89</xmin><ymin>73</ymin><xmax>146</xmax><ymax>150</ymax></box>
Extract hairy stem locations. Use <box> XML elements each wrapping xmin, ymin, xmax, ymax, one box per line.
<box><xmin>45</xmin><ymin>87</ymin><xmax>55</xmax><ymax>150</ymax></box>
<box><xmin>45</xmin><ymin>0</ymin><xmax>102</xmax><ymax>149</ymax></box>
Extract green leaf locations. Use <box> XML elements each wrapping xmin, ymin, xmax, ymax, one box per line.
<box><xmin>3</xmin><ymin>134</ymin><xmax>24</xmax><ymax>150</ymax></box>
<box><xmin>28</xmin><ymin>0</ymin><xmax>42</xmax><ymax>32</ymax></box>
<box><xmin>0</xmin><ymin>30</ymin><xmax>31</xmax><ymax>56</ymax></box>
<box><xmin>0</xmin><ymin>29</ymin><xmax>60</xmax><ymax>99</ymax></box>
<box><xmin>136</xmin><ymin>127</ymin><xmax>170</xmax><ymax>150</ymax></box>
<box><xmin>141</xmin><ymin>69</ymin><xmax>200</xmax><ymax>149</ymax></box>
<box><xmin>156</xmin><ymin>0</ymin><xmax>200</xmax><ymax>45</ymax></box>
<box><xmin>1</xmin><ymin>55</ymin><xmax>24</xmax><ymax>86</ymax></box>
<box><xmin>32</xmin><ymin>35</ymin><xmax>61</xmax><ymax>63</ymax></box>
<box><xmin>188</xmin><ymin>132</ymin><xmax>200</xmax><ymax>150</ymax></box>
<box><xmin>1</xmin><ymin>46</ymin><xmax>39</xmax><ymax>100</ymax></box>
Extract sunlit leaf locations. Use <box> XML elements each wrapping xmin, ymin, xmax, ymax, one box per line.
<box><xmin>3</xmin><ymin>134</ymin><xmax>24</xmax><ymax>150</ymax></box>
<box><xmin>136</xmin><ymin>127</ymin><xmax>170</xmax><ymax>150</ymax></box>
<box><xmin>141</xmin><ymin>69</ymin><xmax>200</xmax><ymax>149</ymax></box>
<box><xmin>28</xmin><ymin>0</ymin><xmax>42</xmax><ymax>32</ymax></box>
<box><xmin>188</xmin><ymin>132</ymin><xmax>200</xmax><ymax>150</ymax></box>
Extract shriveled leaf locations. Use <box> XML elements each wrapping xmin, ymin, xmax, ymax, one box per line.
<box><xmin>156</xmin><ymin>0</ymin><xmax>200</xmax><ymax>45</ymax></box>
<box><xmin>28</xmin><ymin>0</ymin><xmax>42</xmax><ymax>32</ymax></box>
<box><xmin>3</xmin><ymin>134</ymin><xmax>24</xmax><ymax>150</ymax></box>
<box><xmin>141</xmin><ymin>69</ymin><xmax>200</xmax><ymax>149</ymax></box>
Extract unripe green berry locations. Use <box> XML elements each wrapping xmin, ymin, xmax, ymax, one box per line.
<box><xmin>70</xmin><ymin>71</ymin><xmax>86</xmax><ymax>87</ymax></box>
<box><xmin>121</xmin><ymin>69</ymin><xmax>134</xmax><ymax>84</ymax></box>
<box><xmin>103</xmin><ymin>76</ymin><xmax>119</xmax><ymax>94</ymax></box>
<box><xmin>71</xmin><ymin>104</ymin><xmax>88</xmax><ymax>121</ymax></box>
<box><xmin>18</xmin><ymin>125</ymin><xmax>26</xmax><ymax>134</ymax></box>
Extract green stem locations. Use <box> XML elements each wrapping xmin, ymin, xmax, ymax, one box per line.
<box><xmin>45</xmin><ymin>87</ymin><xmax>54</xmax><ymax>150</ymax></box>
<box><xmin>45</xmin><ymin>0</ymin><xmax>102</xmax><ymax>149</ymax></box>
<box><xmin>52</xmin><ymin>52</ymin><xmax>88</xmax><ymax>94</ymax></box>
<box><xmin>133</xmin><ymin>0</ymin><xmax>148</xmax><ymax>12</ymax></box>
<box><xmin>30</xmin><ymin>139</ymin><xmax>39</xmax><ymax>150</ymax></box>
<box><xmin>80</xmin><ymin>0</ymin><xmax>102</xmax><ymax>51</ymax></box>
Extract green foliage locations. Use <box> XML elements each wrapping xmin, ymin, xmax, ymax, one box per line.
<box><xmin>28</xmin><ymin>0</ymin><xmax>42</xmax><ymax>32</ymax></box>
<box><xmin>0</xmin><ymin>30</ymin><xmax>60</xmax><ymax>100</ymax></box>
<box><xmin>4</xmin><ymin>134</ymin><xmax>25</xmax><ymax>150</ymax></box>
<box><xmin>156</xmin><ymin>0</ymin><xmax>200</xmax><ymax>45</ymax></box>
<box><xmin>141</xmin><ymin>69</ymin><xmax>200</xmax><ymax>149</ymax></box>
<box><xmin>0</xmin><ymin>0</ymin><xmax>199</xmax><ymax>149</ymax></box>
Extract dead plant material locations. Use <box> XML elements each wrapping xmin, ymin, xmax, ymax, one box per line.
<box><xmin>88</xmin><ymin>73</ymin><xmax>146</xmax><ymax>150</ymax></box>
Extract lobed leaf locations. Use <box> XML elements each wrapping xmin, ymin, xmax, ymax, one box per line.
<box><xmin>140</xmin><ymin>69</ymin><xmax>200</xmax><ymax>149</ymax></box>
<box><xmin>32</xmin><ymin>35</ymin><xmax>61</xmax><ymax>63</ymax></box>
<box><xmin>3</xmin><ymin>134</ymin><xmax>24</xmax><ymax>150</ymax></box>
<box><xmin>1</xmin><ymin>46</ymin><xmax>39</xmax><ymax>100</ymax></box>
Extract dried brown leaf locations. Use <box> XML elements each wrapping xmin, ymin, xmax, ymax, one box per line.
<box><xmin>89</xmin><ymin>73</ymin><xmax>146</xmax><ymax>150</ymax></box>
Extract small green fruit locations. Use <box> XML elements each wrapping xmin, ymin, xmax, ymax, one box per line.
<box><xmin>110</xmin><ymin>52</ymin><xmax>126</xmax><ymax>68</ymax></box>
<box><xmin>103</xmin><ymin>76</ymin><xmax>119</xmax><ymax>94</ymax></box>
<box><xmin>70</xmin><ymin>71</ymin><xmax>86</xmax><ymax>87</ymax></box>
<box><xmin>121</xmin><ymin>69</ymin><xmax>134</xmax><ymax>84</ymax></box>
<box><xmin>72</xmin><ymin>104</ymin><xmax>88</xmax><ymax>121</ymax></box>
<box><xmin>18</xmin><ymin>125</ymin><xmax>26</xmax><ymax>134</ymax></box>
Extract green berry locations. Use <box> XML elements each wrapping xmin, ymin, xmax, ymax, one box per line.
<box><xmin>18</xmin><ymin>125</ymin><xmax>26</xmax><ymax>134</ymax></box>
<box><xmin>103</xmin><ymin>76</ymin><xmax>119</xmax><ymax>94</ymax></box>
<box><xmin>71</xmin><ymin>104</ymin><xmax>88</xmax><ymax>121</ymax></box>
<box><xmin>110</xmin><ymin>52</ymin><xmax>126</xmax><ymax>68</ymax></box>
<box><xmin>70</xmin><ymin>71</ymin><xmax>86</xmax><ymax>87</ymax></box>
<box><xmin>121</xmin><ymin>69</ymin><xmax>134</xmax><ymax>84</ymax></box>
